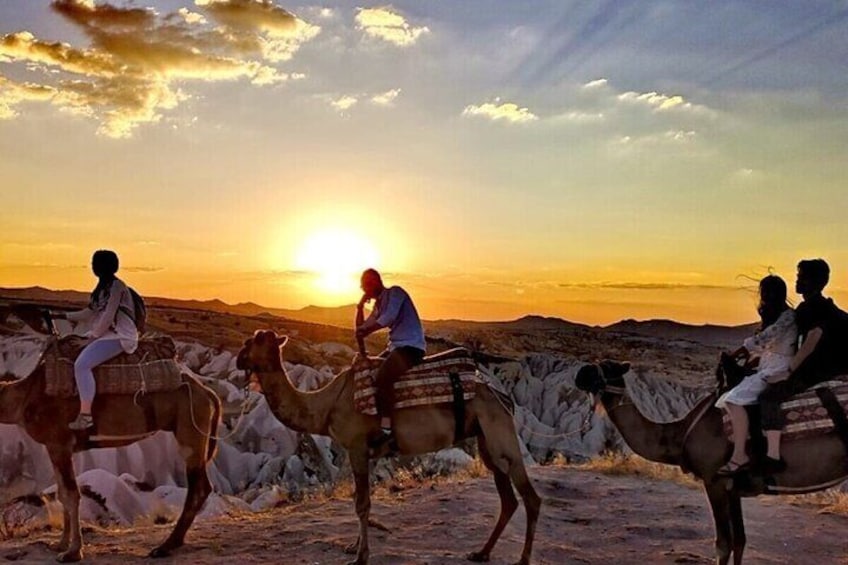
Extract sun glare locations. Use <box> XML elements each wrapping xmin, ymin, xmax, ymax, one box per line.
<box><xmin>294</xmin><ymin>229</ymin><xmax>381</xmax><ymax>297</ymax></box>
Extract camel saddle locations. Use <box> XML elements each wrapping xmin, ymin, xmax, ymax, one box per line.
<box><xmin>722</xmin><ymin>376</ymin><xmax>848</xmax><ymax>442</ymax></box>
<box><xmin>353</xmin><ymin>348</ymin><xmax>479</xmax><ymax>416</ymax></box>
<box><xmin>43</xmin><ymin>335</ymin><xmax>183</xmax><ymax>398</ymax></box>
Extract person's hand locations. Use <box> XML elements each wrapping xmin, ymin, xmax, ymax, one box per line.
<box><xmin>357</xmin><ymin>295</ymin><xmax>371</xmax><ymax>309</ymax></box>
<box><xmin>767</xmin><ymin>370</ymin><xmax>790</xmax><ymax>384</ymax></box>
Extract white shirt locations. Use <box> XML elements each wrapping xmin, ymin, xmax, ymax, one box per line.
<box><xmin>67</xmin><ymin>278</ymin><xmax>139</xmax><ymax>354</ymax></box>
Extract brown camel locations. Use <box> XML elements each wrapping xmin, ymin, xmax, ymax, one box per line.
<box><xmin>236</xmin><ymin>329</ymin><xmax>541</xmax><ymax>565</ymax></box>
<box><xmin>575</xmin><ymin>360</ymin><xmax>848</xmax><ymax>565</ymax></box>
<box><xmin>0</xmin><ymin>340</ymin><xmax>221</xmax><ymax>562</ymax></box>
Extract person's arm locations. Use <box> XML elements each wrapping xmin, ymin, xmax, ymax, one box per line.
<box><xmin>768</xmin><ymin>326</ymin><xmax>822</xmax><ymax>383</ymax></box>
<box><xmin>743</xmin><ymin>311</ymin><xmax>794</xmax><ymax>355</ymax></box>
<box><xmin>89</xmin><ymin>280</ymin><xmax>124</xmax><ymax>338</ymax></box>
<box><xmin>355</xmin><ymin>297</ymin><xmax>369</xmax><ymax>355</ymax></box>
<box><xmin>63</xmin><ymin>306</ymin><xmax>93</xmax><ymax>322</ymax></box>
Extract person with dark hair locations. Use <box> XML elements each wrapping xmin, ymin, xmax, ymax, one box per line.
<box><xmin>758</xmin><ymin>258</ymin><xmax>848</xmax><ymax>472</ymax></box>
<box><xmin>355</xmin><ymin>268</ymin><xmax>426</xmax><ymax>450</ymax></box>
<box><xmin>715</xmin><ymin>275</ymin><xmax>796</xmax><ymax>475</ymax></box>
<box><xmin>51</xmin><ymin>250</ymin><xmax>139</xmax><ymax>430</ymax></box>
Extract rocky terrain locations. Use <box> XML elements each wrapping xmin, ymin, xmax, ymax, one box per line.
<box><xmin>0</xmin><ymin>288</ymin><xmax>844</xmax><ymax>563</ymax></box>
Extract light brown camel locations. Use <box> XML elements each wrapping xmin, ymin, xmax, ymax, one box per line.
<box><xmin>575</xmin><ymin>360</ymin><xmax>848</xmax><ymax>565</ymax></box>
<box><xmin>236</xmin><ymin>329</ymin><xmax>541</xmax><ymax>565</ymax></box>
<box><xmin>0</xmin><ymin>338</ymin><xmax>222</xmax><ymax>562</ymax></box>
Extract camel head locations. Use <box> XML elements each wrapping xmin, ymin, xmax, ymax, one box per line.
<box><xmin>574</xmin><ymin>360</ymin><xmax>631</xmax><ymax>395</ymax></box>
<box><xmin>236</xmin><ymin>330</ymin><xmax>288</xmax><ymax>376</ymax></box>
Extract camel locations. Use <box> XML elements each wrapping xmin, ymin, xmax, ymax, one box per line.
<box><xmin>0</xmin><ymin>331</ymin><xmax>221</xmax><ymax>562</ymax></box>
<box><xmin>236</xmin><ymin>329</ymin><xmax>541</xmax><ymax>565</ymax></box>
<box><xmin>574</xmin><ymin>360</ymin><xmax>848</xmax><ymax>565</ymax></box>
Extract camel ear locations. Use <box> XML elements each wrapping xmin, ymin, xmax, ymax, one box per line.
<box><xmin>276</xmin><ymin>335</ymin><xmax>289</xmax><ymax>347</ymax></box>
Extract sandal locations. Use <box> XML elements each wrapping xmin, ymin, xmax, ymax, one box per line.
<box><xmin>717</xmin><ymin>459</ymin><xmax>750</xmax><ymax>476</ymax></box>
<box><xmin>68</xmin><ymin>413</ymin><xmax>94</xmax><ymax>431</ymax></box>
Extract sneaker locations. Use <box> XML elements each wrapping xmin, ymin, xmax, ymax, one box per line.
<box><xmin>367</xmin><ymin>428</ymin><xmax>398</xmax><ymax>456</ymax></box>
<box><xmin>68</xmin><ymin>413</ymin><xmax>94</xmax><ymax>431</ymax></box>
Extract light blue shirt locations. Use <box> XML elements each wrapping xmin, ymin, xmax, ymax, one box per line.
<box><xmin>367</xmin><ymin>286</ymin><xmax>426</xmax><ymax>352</ymax></box>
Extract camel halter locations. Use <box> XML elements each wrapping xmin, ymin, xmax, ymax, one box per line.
<box><xmin>595</xmin><ymin>364</ymin><xmax>631</xmax><ymax>409</ymax></box>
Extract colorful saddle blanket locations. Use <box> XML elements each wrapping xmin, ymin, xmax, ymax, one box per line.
<box><xmin>722</xmin><ymin>376</ymin><xmax>848</xmax><ymax>440</ymax></box>
<box><xmin>44</xmin><ymin>335</ymin><xmax>183</xmax><ymax>398</ymax></box>
<box><xmin>353</xmin><ymin>348</ymin><xmax>479</xmax><ymax>416</ymax></box>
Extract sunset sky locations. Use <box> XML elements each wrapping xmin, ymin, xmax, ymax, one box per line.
<box><xmin>2</xmin><ymin>0</ymin><xmax>848</xmax><ymax>325</ymax></box>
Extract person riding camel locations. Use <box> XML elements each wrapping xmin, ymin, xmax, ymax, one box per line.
<box><xmin>758</xmin><ymin>258</ymin><xmax>848</xmax><ymax>473</ymax></box>
<box><xmin>354</xmin><ymin>268</ymin><xmax>426</xmax><ymax>450</ymax></box>
<box><xmin>51</xmin><ymin>249</ymin><xmax>139</xmax><ymax>430</ymax></box>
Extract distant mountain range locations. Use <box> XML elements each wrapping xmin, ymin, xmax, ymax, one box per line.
<box><xmin>0</xmin><ymin>286</ymin><xmax>754</xmax><ymax>348</ymax></box>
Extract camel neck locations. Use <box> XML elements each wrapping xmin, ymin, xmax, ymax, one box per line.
<box><xmin>0</xmin><ymin>377</ymin><xmax>30</xmax><ymax>425</ymax></box>
<box><xmin>255</xmin><ymin>366</ymin><xmax>343</xmax><ymax>435</ymax></box>
<box><xmin>600</xmin><ymin>390</ymin><xmax>685</xmax><ymax>465</ymax></box>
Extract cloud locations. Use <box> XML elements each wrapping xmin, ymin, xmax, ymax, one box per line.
<box><xmin>617</xmin><ymin>90</ymin><xmax>699</xmax><ymax>112</ymax></box>
<box><xmin>582</xmin><ymin>78</ymin><xmax>608</xmax><ymax>89</ymax></box>
<box><xmin>0</xmin><ymin>0</ymin><xmax>319</xmax><ymax>138</ymax></box>
<box><xmin>330</xmin><ymin>94</ymin><xmax>357</xmax><ymax>111</ymax></box>
<box><xmin>462</xmin><ymin>100</ymin><xmax>538</xmax><ymax>123</ymax></box>
<box><xmin>355</xmin><ymin>7</ymin><xmax>429</xmax><ymax>47</ymax></box>
<box><xmin>370</xmin><ymin>88</ymin><xmax>400</xmax><ymax>106</ymax></box>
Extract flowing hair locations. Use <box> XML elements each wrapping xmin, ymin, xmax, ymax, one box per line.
<box><xmin>757</xmin><ymin>275</ymin><xmax>789</xmax><ymax>329</ymax></box>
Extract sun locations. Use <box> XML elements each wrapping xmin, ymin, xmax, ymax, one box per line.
<box><xmin>294</xmin><ymin>228</ymin><xmax>381</xmax><ymax>297</ymax></box>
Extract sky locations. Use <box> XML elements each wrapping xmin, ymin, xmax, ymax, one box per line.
<box><xmin>2</xmin><ymin>0</ymin><xmax>848</xmax><ymax>326</ymax></box>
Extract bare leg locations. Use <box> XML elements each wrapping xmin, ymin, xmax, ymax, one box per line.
<box><xmin>725</xmin><ymin>404</ymin><xmax>750</xmax><ymax>465</ymax></box>
<box><xmin>765</xmin><ymin>430</ymin><xmax>782</xmax><ymax>460</ymax></box>
<box><xmin>705</xmin><ymin>481</ymin><xmax>732</xmax><ymax>565</ymax></box>
<box><xmin>348</xmin><ymin>451</ymin><xmax>371</xmax><ymax>565</ymax></box>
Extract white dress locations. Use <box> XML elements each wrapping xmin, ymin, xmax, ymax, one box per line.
<box><xmin>716</xmin><ymin>309</ymin><xmax>797</xmax><ymax>408</ymax></box>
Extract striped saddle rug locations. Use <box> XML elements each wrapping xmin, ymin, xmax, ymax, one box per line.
<box><xmin>722</xmin><ymin>376</ymin><xmax>848</xmax><ymax>440</ymax></box>
<box><xmin>44</xmin><ymin>335</ymin><xmax>183</xmax><ymax>398</ymax></box>
<box><xmin>353</xmin><ymin>348</ymin><xmax>480</xmax><ymax>416</ymax></box>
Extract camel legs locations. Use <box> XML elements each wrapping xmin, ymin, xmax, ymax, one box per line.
<box><xmin>47</xmin><ymin>447</ymin><xmax>82</xmax><ymax>563</ymax></box>
<box><xmin>705</xmin><ymin>481</ymin><xmax>733</xmax><ymax>565</ymax></box>
<box><xmin>149</xmin><ymin>440</ymin><xmax>212</xmax><ymax>558</ymax></box>
<box><xmin>468</xmin><ymin>436</ymin><xmax>518</xmax><ymax>563</ymax></box>
<box><xmin>470</xmin><ymin>411</ymin><xmax>541</xmax><ymax>565</ymax></box>
<box><xmin>347</xmin><ymin>450</ymin><xmax>371</xmax><ymax>565</ymax></box>
<box><xmin>728</xmin><ymin>490</ymin><xmax>746</xmax><ymax>565</ymax></box>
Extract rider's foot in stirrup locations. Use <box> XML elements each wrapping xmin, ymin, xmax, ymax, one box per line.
<box><xmin>368</xmin><ymin>427</ymin><xmax>397</xmax><ymax>455</ymax></box>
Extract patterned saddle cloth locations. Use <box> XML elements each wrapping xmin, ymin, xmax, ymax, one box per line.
<box><xmin>43</xmin><ymin>335</ymin><xmax>183</xmax><ymax>398</ymax></box>
<box><xmin>722</xmin><ymin>376</ymin><xmax>848</xmax><ymax>440</ymax></box>
<box><xmin>353</xmin><ymin>348</ymin><xmax>480</xmax><ymax>416</ymax></box>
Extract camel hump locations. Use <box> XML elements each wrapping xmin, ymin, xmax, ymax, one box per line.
<box><xmin>352</xmin><ymin>350</ymin><xmax>480</xmax><ymax>416</ymax></box>
<box><xmin>43</xmin><ymin>335</ymin><xmax>182</xmax><ymax>398</ymax></box>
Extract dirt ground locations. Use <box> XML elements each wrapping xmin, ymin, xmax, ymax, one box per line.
<box><xmin>2</xmin><ymin>466</ymin><xmax>846</xmax><ymax>564</ymax></box>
